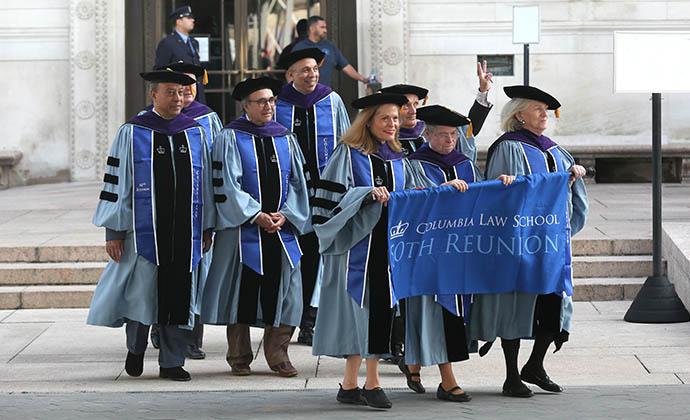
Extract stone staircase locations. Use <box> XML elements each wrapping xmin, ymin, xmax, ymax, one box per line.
<box><xmin>0</xmin><ymin>239</ymin><xmax>654</xmax><ymax>309</ymax></box>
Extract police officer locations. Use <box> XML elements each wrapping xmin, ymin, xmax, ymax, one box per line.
<box><xmin>155</xmin><ymin>5</ymin><xmax>205</xmax><ymax>103</ymax></box>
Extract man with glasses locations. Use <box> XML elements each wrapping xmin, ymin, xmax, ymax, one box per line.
<box><xmin>201</xmin><ymin>77</ymin><xmax>311</xmax><ymax>378</ymax></box>
<box><xmin>274</xmin><ymin>48</ymin><xmax>351</xmax><ymax>346</ymax></box>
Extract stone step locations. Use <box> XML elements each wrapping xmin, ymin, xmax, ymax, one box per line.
<box><xmin>572</xmin><ymin>277</ymin><xmax>645</xmax><ymax>301</ymax></box>
<box><xmin>0</xmin><ymin>285</ymin><xmax>95</xmax><ymax>309</ymax></box>
<box><xmin>0</xmin><ymin>239</ymin><xmax>653</xmax><ymax>263</ymax></box>
<box><xmin>0</xmin><ymin>262</ymin><xmax>106</xmax><ymax>286</ymax></box>
<box><xmin>0</xmin><ymin>278</ymin><xmax>643</xmax><ymax>309</ymax></box>
<box><xmin>572</xmin><ymin>255</ymin><xmax>658</xmax><ymax>278</ymax></box>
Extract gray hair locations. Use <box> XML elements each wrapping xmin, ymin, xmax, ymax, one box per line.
<box><xmin>148</xmin><ymin>82</ymin><xmax>160</xmax><ymax>92</ymax></box>
<box><xmin>500</xmin><ymin>98</ymin><xmax>532</xmax><ymax>132</ymax></box>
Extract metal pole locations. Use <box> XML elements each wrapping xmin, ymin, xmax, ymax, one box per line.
<box><xmin>652</xmin><ymin>92</ymin><xmax>662</xmax><ymax>277</ymax></box>
<box><xmin>523</xmin><ymin>44</ymin><xmax>529</xmax><ymax>86</ymax></box>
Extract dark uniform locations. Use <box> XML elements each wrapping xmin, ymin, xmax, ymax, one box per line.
<box><xmin>155</xmin><ymin>6</ymin><xmax>206</xmax><ymax>103</ymax></box>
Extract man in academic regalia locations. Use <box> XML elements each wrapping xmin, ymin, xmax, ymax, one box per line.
<box><xmin>274</xmin><ymin>48</ymin><xmax>351</xmax><ymax>346</ymax></box>
<box><xmin>200</xmin><ymin>77</ymin><xmax>311</xmax><ymax>378</ymax></box>
<box><xmin>155</xmin><ymin>6</ymin><xmax>206</xmax><ymax>103</ymax></box>
<box><xmin>87</xmin><ymin>70</ymin><xmax>215</xmax><ymax>381</ymax></box>
<box><xmin>146</xmin><ymin>61</ymin><xmax>223</xmax><ymax>359</ymax></box>
<box><xmin>378</xmin><ymin>60</ymin><xmax>495</xmax><ymax>158</ymax></box>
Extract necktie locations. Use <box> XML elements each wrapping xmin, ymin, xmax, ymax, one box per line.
<box><xmin>187</xmin><ymin>38</ymin><xmax>196</xmax><ymax>55</ymax></box>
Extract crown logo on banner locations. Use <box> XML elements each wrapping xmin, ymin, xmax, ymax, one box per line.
<box><xmin>390</xmin><ymin>220</ymin><xmax>409</xmax><ymax>239</ymax></box>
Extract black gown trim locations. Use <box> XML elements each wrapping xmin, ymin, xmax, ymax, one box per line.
<box><xmin>99</xmin><ymin>191</ymin><xmax>118</xmax><ymax>202</ymax></box>
<box><xmin>107</xmin><ymin>156</ymin><xmax>120</xmax><ymax>167</ymax></box>
<box><xmin>103</xmin><ymin>173</ymin><xmax>119</xmax><ymax>185</ymax></box>
<box><xmin>441</xmin><ymin>295</ymin><xmax>470</xmax><ymax>362</ymax></box>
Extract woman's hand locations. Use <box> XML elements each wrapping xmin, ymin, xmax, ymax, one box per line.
<box><xmin>496</xmin><ymin>174</ymin><xmax>515</xmax><ymax>186</ymax></box>
<box><xmin>441</xmin><ymin>179</ymin><xmax>469</xmax><ymax>192</ymax></box>
<box><xmin>569</xmin><ymin>164</ymin><xmax>586</xmax><ymax>181</ymax></box>
<box><xmin>255</xmin><ymin>212</ymin><xmax>280</xmax><ymax>233</ymax></box>
<box><xmin>371</xmin><ymin>186</ymin><xmax>391</xmax><ymax>206</ymax></box>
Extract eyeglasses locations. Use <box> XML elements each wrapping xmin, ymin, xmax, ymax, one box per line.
<box><xmin>246</xmin><ymin>97</ymin><xmax>277</xmax><ymax>107</ymax></box>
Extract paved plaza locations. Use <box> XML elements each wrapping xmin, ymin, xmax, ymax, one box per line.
<box><xmin>0</xmin><ymin>181</ymin><xmax>689</xmax><ymax>418</ymax></box>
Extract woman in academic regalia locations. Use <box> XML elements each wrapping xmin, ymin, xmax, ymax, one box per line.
<box><xmin>470</xmin><ymin>85</ymin><xmax>588</xmax><ymax>398</ymax></box>
<box><xmin>310</xmin><ymin>92</ymin><xmax>414</xmax><ymax>410</ymax></box>
<box><xmin>400</xmin><ymin>105</ymin><xmax>515</xmax><ymax>402</ymax></box>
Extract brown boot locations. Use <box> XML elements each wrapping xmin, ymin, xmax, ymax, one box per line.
<box><xmin>264</xmin><ymin>324</ymin><xmax>297</xmax><ymax>377</ymax></box>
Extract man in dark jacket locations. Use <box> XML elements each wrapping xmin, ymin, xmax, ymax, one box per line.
<box><xmin>155</xmin><ymin>6</ymin><xmax>206</xmax><ymax>103</ymax></box>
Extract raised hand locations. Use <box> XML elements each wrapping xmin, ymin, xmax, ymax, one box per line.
<box><xmin>477</xmin><ymin>60</ymin><xmax>494</xmax><ymax>93</ymax></box>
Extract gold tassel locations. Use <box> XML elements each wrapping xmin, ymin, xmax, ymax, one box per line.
<box><xmin>555</xmin><ymin>108</ymin><xmax>561</xmax><ymax>118</ymax></box>
<box><xmin>202</xmin><ymin>69</ymin><xmax>209</xmax><ymax>85</ymax></box>
<box><xmin>466</xmin><ymin>121</ymin><xmax>473</xmax><ymax>138</ymax></box>
<box><xmin>422</xmin><ymin>96</ymin><xmax>428</xmax><ymax>106</ymax></box>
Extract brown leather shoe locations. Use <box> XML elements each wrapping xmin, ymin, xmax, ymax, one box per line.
<box><xmin>270</xmin><ymin>361</ymin><xmax>298</xmax><ymax>377</ymax></box>
<box><xmin>231</xmin><ymin>363</ymin><xmax>251</xmax><ymax>376</ymax></box>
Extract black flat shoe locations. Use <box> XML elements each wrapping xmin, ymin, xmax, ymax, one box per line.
<box><xmin>398</xmin><ymin>357</ymin><xmax>425</xmax><ymax>394</ymax></box>
<box><xmin>125</xmin><ymin>351</ymin><xmax>144</xmax><ymax>377</ymax></box>
<box><xmin>336</xmin><ymin>384</ymin><xmax>366</xmax><ymax>405</ymax></box>
<box><xmin>521</xmin><ymin>366</ymin><xmax>563</xmax><ymax>393</ymax></box>
<box><xmin>436</xmin><ymin>384</ymin><xmax>472</xmax><ymax>402</ymax></box>
<box><xmin>502</xmin><ymin>380</ymin><xmax>534</xmax><ymax>398</ymax></box>
<box><xmin>362</xmin><ymin>386</ymin><xmax>392</xmax><ymax>409</ymax></box>
<box><xmin>159</xmin><ymin>366</ymin><xmax>191</xmax><ymax>381</ymax></box>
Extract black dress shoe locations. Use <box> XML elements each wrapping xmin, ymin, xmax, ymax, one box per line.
<box><xmin>521</xmin><ymin>366</ymin><xmax>563</xmax><ymax>393</ymax></box>
<box><xmin>159</xmin><ymin>366</ymin><xmax>191</xmax><ymax>381</ymax></box>
<box><xmin>297</xmin><ymin>327</ymin><xmax>313</xmax><ymax>346</ymax></box>
<box><xmin>361</xmin><ymin>386</ymin><xmax>392</xmax><ymax>409</ymax></box>
<box><xmin>398</xmin><ymin>357</ymin><xmax>425</xmax><ymax>394</ymax></box>
<box><xmin>436</xmin><ymin>384</ymin><xmax>472</xmax><ymax>402</ymax></box>
<box><xmin>125</xmin><ymin>351</ymin><xmax>144</xmax><ymax>377</ymax></box>
<box><xmin>336</xmin><ymin>384</ymin><xmax>366</xmax><ymax>405</ymax></box>
<box><xmin>185</xmin><ymin>346</ymin><xmax>206</xmax><ymax>360</ymax></box>
<box><xmin>502</xmin><ymin>380</ymin><xmax>534</xmax><ymax>398</ymax></box>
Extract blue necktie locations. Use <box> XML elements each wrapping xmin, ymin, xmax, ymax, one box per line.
<box><xmin>187</xmin><ymin>38</ymin><xmax>196</xmax><ymax>55</ymax></box>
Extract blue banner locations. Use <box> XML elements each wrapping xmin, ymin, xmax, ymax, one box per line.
<box><xmin>387</xmin><ymin>172</ymin><xmax>573</xmax><ymax>303</ymax></box>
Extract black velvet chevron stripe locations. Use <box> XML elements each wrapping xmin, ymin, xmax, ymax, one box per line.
<box><xmin>106</xmin><ymin>156</ymin><xmax>120</xmax><ymax>167</ymax></box>
<box><xmin>317</xmin><ymin>179</ymin><xmax>347</xmax><ymax>194</ymax></box>
<box><xmin>99</xmin><ymin>191</ymin><xmax>118</xmax><ymax>202</ymax></box>
<box><xmin>212</xmin><ymin>178</ymin><xmax>223</xmax><ymax>187</ymax></box>
<box><xmin>103</xmin><ymin>174</ymin><xmax>119</xmax><ymax>185</ymax></box>
<box><xmin>310</xmin><ymin>197</ymin><xmax>338</xmax><ymax>210</ymax></box>
<box><xmin>311</xmin><ymin>215</ymin><xmax>330</xmax><ymax>225</ymax></box>
<box><xmin>214</xmin><ymin>194</ymin><xmax>227</xmax><ymax>203</ymax></box>
<box><xmin>212</xmin><ymin>161</ymin><xmax>223</xmax><ymax>170</ymax></box>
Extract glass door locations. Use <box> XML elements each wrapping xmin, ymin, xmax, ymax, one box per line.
<box><xmin>170</xmin><ymin>0</ymin><xmax>321</xmax><ymax>123</ymax></box>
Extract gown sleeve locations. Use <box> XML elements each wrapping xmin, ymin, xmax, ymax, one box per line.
<box><xmin>485</xmin><ymin>140</ymin><xmax>528</xmax><ymax>179</ymax></box>
<box><xmin>312</xmin><ymin>144</ymin><xmax>382</xmax><ymax>255</ymax></box>
<box><xmin>280</xmin><ymin>134</ymin><xmax>312</xmax><ymax>235</ymax></box>
<box><xmin>93</xmin><ymin>124</ymin><xmax>134</xmax><ymax>233</ymax></box>
<box><xmin>558</xmin><ymin>146</ymin><xmax>589</xmax><ymax>236</ymax></box>
<box><xmin>209</xmin><ymin>112</ymin><xmax>224</xmax><ymax>147</ymax></box>
<box><xmin>332</xmin><ymin>93</ymin><xmax>352</xmax><ymax>140</ymax></box>
<box><xmin>201</xmin><ymin>129</ymin><xmax>216</xmax><ymax>230</ymax></box>
<box><xmin>211</xmin><ymin>128</ymin><xmax>263</xmax><ymax>230</ymax></box>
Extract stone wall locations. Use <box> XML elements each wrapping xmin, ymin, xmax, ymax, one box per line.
<box><xmin>663</xmin><ymin>223</ymin><xmax>690</xmax><ymax>312</ymax></box>
<box><xmin>0</xmin><ymin>0</ymin><xmax>124</xmax><ymax>185</ymax></box>
<box><xmin>357</xmin><ymin>0</ymin><xmax>690</xmax><ymax>148</ymax></box>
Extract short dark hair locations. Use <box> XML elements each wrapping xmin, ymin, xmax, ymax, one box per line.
<box><xmin>296</xmin><ymin>19</ymin><xmax>308</xmax><ymax>37</ymax></box>
<box><xmin>308</xmin><ymin>16</ymin><xmax>325</xmax><ymax>27</ymax></box>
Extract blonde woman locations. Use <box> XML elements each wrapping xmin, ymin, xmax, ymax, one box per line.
<box><xmin>310</xmin><ymin>93</ymin><xmax>413</xmax><ymax>409</ymax></box>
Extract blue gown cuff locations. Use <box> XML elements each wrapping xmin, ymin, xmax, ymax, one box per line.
<box><xmin>105</xmin><ymin>228</ymin><xmax>126</xmax><ymax>241</ymax></box>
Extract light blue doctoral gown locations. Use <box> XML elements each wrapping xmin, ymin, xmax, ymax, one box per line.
<box><xmin>86</xmin><ymin>124</ymin><xmax>215</xmax><ymax>329</ymax></box>
<box><xmin>469</xmin><ymin>140</ymin><xmax>588</xmax><ymax>342</ymax></box>
<box><xmin>404</xmin><ymin>151</ymin><xmax>484</xmax><ymax>366</ymax></box>
<box><xmin>311</xmin><ymin>143</ymin><xmax>421</xmax><ymax>359</ymax></box>
<box><xmin>200</xmin><ymin>128</ymin><xmax>311</xmax><ymax>328</ymax></box>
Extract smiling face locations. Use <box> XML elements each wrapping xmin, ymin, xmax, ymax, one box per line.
<box><xmin>427</xmin><ymin>125</ymin><xmax>458</xmax><ymax>155</ymax></box>
<box><xmin>516</xmin><ymin>100</ymin><xmax>549</xmax><ymax>136</ymax></box>
<box><xmin>151</xmin><ymin>82</ymin><xmax>185</xmax><ymax>119</ymax></box>
<box><xmin>182</xmin><ymin>73</ymin><xmax>197</xmax><ymax>107</ymax></box>
<box><xmin>242</xmin><ymin>88</ymin><xmax>276</xmax><ymax>125</ymax></box>
<box><xmin>368</xmin><ymin>103</ymin><xmax>400</xmax><ymax>143</ymax></box>
<box><xmin>400</xmin><ymin>93</ymin><xmax>421</xmax><ymax>129</ymax></box>
<box><xmin>288</xmin><ymin>58</ymin><xmax>319</xmax><ymax>93</ymax></box>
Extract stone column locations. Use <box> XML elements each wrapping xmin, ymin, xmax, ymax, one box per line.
<box><xmin>69</xmin><ymin>0</ymin><xmax>125</xmax><ymax>181</ymax></box>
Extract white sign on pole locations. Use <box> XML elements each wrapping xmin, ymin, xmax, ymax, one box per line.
<box><xmin>197</xmin><ymin>36</ymin><xmax>210</xmax><ymax>62</ymax></box>
<box><xmin>513</xmin><ymin>6</ymin><xmax>540</xmax><ymax>44</ymax></box>
<box><xmin>614</xmin><ymin>31</ymin><xmax>690</xmax><ymax>93</ymax></box>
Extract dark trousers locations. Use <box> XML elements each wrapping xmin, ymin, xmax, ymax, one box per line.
<box><xmin>298</xmin><ymin>232</ymin><xmax>319</xmax><ymax>328</ymax></box>
<box><xmin>126</xmin><ymin>320</ymin><xmax>188</xmax><ymax>368</ymax></box>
